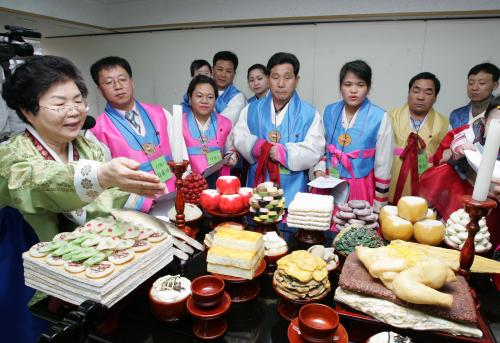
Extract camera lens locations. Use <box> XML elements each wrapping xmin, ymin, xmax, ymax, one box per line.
<box><xmin>15</xmin><ymin>43</ymin><xmax>34</xmax><ymax>57</ymax></box>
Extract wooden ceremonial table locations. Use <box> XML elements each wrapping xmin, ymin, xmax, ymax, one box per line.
<box><xmin>31</xmin><ymin>217</ymin><xmax>500</xmax><ymax>343</ymax></box>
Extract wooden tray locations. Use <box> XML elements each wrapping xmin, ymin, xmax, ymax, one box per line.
<box><xmin>335</xmin><ymin>301</ymin><xmax>496</xmax><ymax>343</ymax></box>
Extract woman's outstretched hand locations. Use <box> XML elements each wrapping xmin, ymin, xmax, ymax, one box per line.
<box><xmin>98</xmin><ymin>157</ymin><xmax>165</xmax><ymax>197</ymax></box>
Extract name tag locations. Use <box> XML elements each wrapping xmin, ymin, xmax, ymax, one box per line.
<box><xmin>329</xmin><ymin>167</ymin><xmax>340</xmax><ymax>179</ymax></box>
<box><xmin>206</xmin><ymin>149</ymin><xmax>223</xmax><ymax>166</ymax></box>
<box><xmin>151</xmin><ymin>157</ymin><xmax>172</xmax><ymax>182</ymax></box>
<box><xmin>279</xmin><ymin>164</ymin><xmax>291</xmax><ymax>175</ymax></box>
<box><xmin>418</xmin><ymin>152</ymin><xmax>429</xmax><ymax>175</ymax></box>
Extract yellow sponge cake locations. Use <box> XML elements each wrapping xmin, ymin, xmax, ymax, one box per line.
<box><xmin>207</xmin><ymin>227</ymin><xmax>265</xmax><ymax>279</ymax></box>
<box><xmin>213</xmin><ymin>228</ymin><xmax>263</xmax><ymax>252</ymax></box>
<box><xmin>207</xmin><ymin>246</ymin><xmax>264</xmax><ymax>270</ymax></box>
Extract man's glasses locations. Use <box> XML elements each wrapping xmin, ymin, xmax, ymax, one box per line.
<box><xmin>100</xmin><ymin>76</ymin><xmax>130</xmax><ymax>88</ymax></box>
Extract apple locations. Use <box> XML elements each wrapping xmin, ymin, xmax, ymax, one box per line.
<box><xmin>200</xmin><ymin>189</ymin><xmax>221</xmax><ymax>211</ymax></box>
<box><xmin>238</xmin><ymin>187</ymin><xmax>253</xmax><ymax>207</ymax></box>
<box><xmin>216</xmin><ymin>176</ymin><xmax>241</xmax><ymax>195</ymax></box>
<box><xmin>219</xmin><ymin>194</ymin><xmax>244</xmax><ymax>214</ymax></box>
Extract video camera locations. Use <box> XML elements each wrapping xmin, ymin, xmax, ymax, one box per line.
<box><xmin>0</xmin><ymin>25</ymin><xmax>41</xmax><ymax>65</ymax></box>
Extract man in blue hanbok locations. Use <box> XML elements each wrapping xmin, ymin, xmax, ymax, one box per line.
<box><xmin>233</xmin><ymin>52</ymin><xmax>325</xmax><ymax>207</ymax></box>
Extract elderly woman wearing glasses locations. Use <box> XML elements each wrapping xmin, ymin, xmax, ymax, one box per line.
<box><xmin>0</xmin><ymin>55</ymin><xmax>164</xmax><ymax>242</ymax></box>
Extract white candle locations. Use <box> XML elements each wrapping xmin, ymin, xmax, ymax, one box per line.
<box><xmin>472</xmin><ymin>118</ymin><xmax>500</xmax><ymax>201</ymax></box>
<box><xmin>171</xmin><ymin>104</ymin><xmax>183</xmax><ymax>163</ymax></box>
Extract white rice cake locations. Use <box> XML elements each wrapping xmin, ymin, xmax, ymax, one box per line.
<box><xmin>286</xmin><ymin>221</ymin><xmax>331</xmax><ymax>231</ymax></box>
<box><xmin>288</xmin><ymin>193</ymin><xmax>334</xmax><ymax>213</ymax></box>
<box><xmin>287</xmin><ymin>214</ymin><xmax>332</xmax><ymax>224</ymax></box>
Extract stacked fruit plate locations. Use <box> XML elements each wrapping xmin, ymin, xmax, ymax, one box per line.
<box><xmin>199</xmin><ymin>176</ymin><xmax>252</xmax><ymax>215</ymax></box>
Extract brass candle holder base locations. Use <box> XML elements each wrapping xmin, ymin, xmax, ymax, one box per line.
<box><xmin>167</xmin><ymin>160</ymin><xmax>198</xmax><ymax>238</ymax></box>
<box><xmin>458</xmin><ymin>195</ymin><xmax>497</xmax><ymax>278</ymax></box>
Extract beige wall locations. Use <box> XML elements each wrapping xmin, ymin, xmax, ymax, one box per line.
<box><xmin>42</xmin><ymin>18</ymin><xmax>500</xmax><ymax>118</ymax></box>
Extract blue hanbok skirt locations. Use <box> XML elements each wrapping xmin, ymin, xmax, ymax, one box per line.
<box><xmin>0</xmin><ymin>207</ymin><xmax>48</xmax><ymax>342</ymax></box>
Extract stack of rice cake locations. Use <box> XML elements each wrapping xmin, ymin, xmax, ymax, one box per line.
<box><xmin>23</xmin><ymin>236</ymin><xmax>174</xmax><ymax>307</ymax></box>
<box><xmin>249</xmin><ymin>182</ymin><xmax>285</xmax><ymax>223</ymax></box>
<box><xmin>333</xmin><ymin>200</ymin><xmax>379</xmax><ymax>230</ymax></box>
<box><xmin>273</xmin><ymin>250</ymin><xmax>330</xmax><ymax>300</ymax></box>
<box><xmin>207</xmin><ymin>228</ymin><xmax>264</xmax><ymax>279</ymax></box>
<box><xmin>287</xmin><ymin>193</ymin><xmax>334</xmax><ymax>231</ymax></box>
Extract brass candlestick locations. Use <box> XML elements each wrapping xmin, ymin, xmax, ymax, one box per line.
<box><xmin>458</xmin><ymin>195</ymin><xmax>497</xmax><ymax>278</ymax></box>
<box><xmin>167</xmin><ymin>160</ymin><xmax>198</xmax><ymax>238</ymax></box>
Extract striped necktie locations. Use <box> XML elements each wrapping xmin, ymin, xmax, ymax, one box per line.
<box><xmin>125</xmin><ymin>110</ymin><xmax>141</xmax><ymax>134</ymax></box>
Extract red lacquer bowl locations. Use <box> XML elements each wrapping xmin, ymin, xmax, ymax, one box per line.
<box><xmin>191</xmin><ymin>275</ymin><xmax>225</xmax><ymax>309</ymax></box>
<box><xmin>298</xmin><ymin>303</ymin><xmax>339</xmax><ymax>342</ymax></box>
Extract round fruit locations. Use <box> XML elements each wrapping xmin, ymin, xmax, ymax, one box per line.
<box><xmin>413</xmin><ymin>220</ymin><xmax>445</xmax><ymax>246</ymax></box>
<box><xmin>219</xmin><ymin>194</ymin><xmax>244</xmax><ymax>214</ymax></box>
<box><xmin>381</xmin><ymin>215</ymin><xmax>413</xmax><ymax>241</ymax></box>
<box><xmin>216</xmin><ymin>176</ymin><xmax>241</xmax><ymax>195</ymax></box>
<box><xmin>397</xmin><ymin>196</ymin><xmax>428</xmax><ymax>223</ymax></box>
<box><xmin>200</xmin><ymin>189</ymin><xmax>221</xmax><ymax>211</ymax></box>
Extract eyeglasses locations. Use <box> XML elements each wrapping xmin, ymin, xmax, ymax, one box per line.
<box><xmin>39</xmin><ymin>103</ymin><xmax>89</xmax><ymax>115</ymax></box>
<box><xmin>100</xmin><ymin>76</ymin><xmax>130</xmax><ymax>88</ymax></box>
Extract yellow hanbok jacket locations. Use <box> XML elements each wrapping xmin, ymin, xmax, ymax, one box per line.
<box><xmin>388</xmin><ymin>104</ymin><xmax>449</xmax><ymax>203</ymax></box>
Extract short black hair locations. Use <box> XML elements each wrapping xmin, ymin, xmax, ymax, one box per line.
<box><xmin>2</xmin><ymin>55</ymin><xmax>88</xmax><ymax>123</ymax></box>
<box><xmin>468</xmin><ymin>62</ymin><xmax>500</xmax><ymax>82</ymax></box>
<box><xmin>90</xmin><ymin>56</ymin><xmax>132</xmax><ymax>85</ymax></box>
<box><xmin>339</xmin><ymin>60</ymin><xmax>372</xmax><ymax>89</ymax></box>
<box><xmin>190</xmin><ymin>59</ymin><xmax>211</xmax><ymax>77</ymax></box>
<box><xmin>408</xmin><ymin>72</ymin><xmax>441</xmax><ymax>95</ymax></box>
<box><xmin>187</xmin><ymin>75</ymin><xmax>218</xmax><ymax>100</ymax></box>
<box><xmin>247</xmin><ymin>64</ymin><xmax>269</xmax><ymax>79</ymax></box>
<box><xmin>267</xmin><ymin>52</ymin><xmax>300</xmax><ymax>76</ymax></box>
<box><xmin>213</xmin><ymin>51</ymin><xmax>238</xmax><ymax>71</ymax></box>
<box><xmin>485</xmin><ymin>95</ymin><xmax>500</xmax><ymax>119</ymax></box>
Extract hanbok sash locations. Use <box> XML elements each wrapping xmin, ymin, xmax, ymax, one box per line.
<box><xmin>393</xmin><ymin>132</ymin><xmax>426</xmax><ymax>203</ymax></box>
<box><xmin>324</xmin><ymin>98</ymin><xmax>384</xmax><ymax>179</ymax></box>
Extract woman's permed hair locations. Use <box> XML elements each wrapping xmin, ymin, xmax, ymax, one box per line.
<box><xmin>2</xmin><ymin>55</ymin><xmax>87</xmax><ymax>123</ymax></box>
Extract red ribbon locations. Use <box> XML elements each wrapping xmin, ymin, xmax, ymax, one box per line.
<box><xmin>254</xmin><ymin>141</ymin><xmax>280</xmax><ymax>186</ymax></box>
<box><xmin>393</xmin><ymin>132</ymin><xmax>426</xmax><ymax>204</ymax></box>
